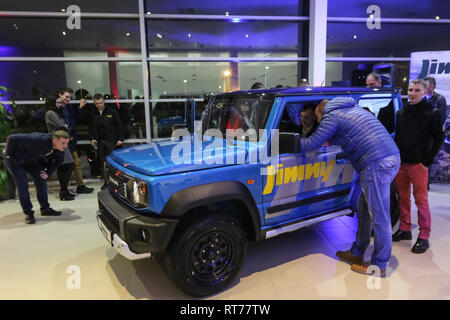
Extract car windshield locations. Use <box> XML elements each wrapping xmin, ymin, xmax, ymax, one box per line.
<box><xmin>201</xmin><ymin>93</ymin><xmax>275</xmax><ymax>141</ymax></box>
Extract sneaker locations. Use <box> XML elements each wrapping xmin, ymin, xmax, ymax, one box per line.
<box><xmin>411</xmin><ymin>238</ymin><xmax>429</xmax><ymax>254</ymax></box>
<box><xmin>25</xmin><ymin>213</ymin><xmax>35</xmax><ymax>224</ymax></box>
<box><xmin>392</xmin><ymin>230</ymin><xmax>412</xmax><ymax>242</ymax></box>
<box><xmin>59</xmin><ymin>191</ymin><xmax>75</xmax><ymax>201</ymax></box>
<box><xmin>351</xmin><ymin>262</ymin><xmax>386</xmax><ymax>277</ymax></box>
<box><xmin>76</xmin><ymin>185</ymin><xmax>95</xmax><ymax>194</ymax></box>
<box><xmin>41</xmin><ymin>208</ymin><xmax>62</xmax><ymax>216</ymax></box>
<box><xmin>336</xmin><ymin>250</ymin><xmax>363</xmax><ymax>265</ymax></box>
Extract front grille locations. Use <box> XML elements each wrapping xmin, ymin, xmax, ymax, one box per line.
<box><xmin>99</xmin><ymin>201</ymin><xmax>120</xmax><ymax>234</ymax></box>
<box><xmin>106</xmin><ymin>163</ymin><xmax>132</xmax><ymax>200</ymax></box>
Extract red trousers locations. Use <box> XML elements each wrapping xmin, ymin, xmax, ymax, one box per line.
<box><xmin>394</xmin><ymin>163</ymin><xmax>431</xmax><ymax>240</ymax></box>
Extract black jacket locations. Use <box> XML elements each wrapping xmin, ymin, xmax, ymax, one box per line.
<box><xmin>4</xmin><ymin>132</ymin><xmax>63</xmax><ymax>174</ymax></box>
<box><xmin>90</xmin><ymin>106</ymin><xmax>124</xmax><ymax>144</ymax></box>
<box><xmin>428</xmin><ymin>92</ymin><xmax>447</xmax><ymax>127</ymax></box>
<box><xmin>394</xmin><ymin>99</ymin><xmax>444</xmax><ymax>167</ymax></box>
<box><xmin>377</xmin><ymin>101</ymin><xmax>395</xmax><ymax>134</ymax></box>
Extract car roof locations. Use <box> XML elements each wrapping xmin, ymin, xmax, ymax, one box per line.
<box><xmin>226</xmin><ymin>86</ymin><xmax>401</xmax><ymax>96</ymax></box>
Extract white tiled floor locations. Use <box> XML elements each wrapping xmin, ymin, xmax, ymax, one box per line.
<box><xmin>1</xmin><ymin>183</ymin><xmax>450</xmax><ymax>300</ymax></box>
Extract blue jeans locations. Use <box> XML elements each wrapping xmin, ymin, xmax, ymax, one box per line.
<box><xmin>350</xmin><ymin>155</ymin><xmax>400</xmax><ymax>270</ymax></box>
<box><xmin>4</xmin><ymin>158</ymin><xmax>50</xmax><ymax>215</ymax></box>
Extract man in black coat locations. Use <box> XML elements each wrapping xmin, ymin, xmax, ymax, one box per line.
<box><xmin>3</xmin><ymin>130</ymin><xmax>70</xmax><ymax>224</ymax></box>
<box><xmin>393</xmin><ymin>79</ymin><xmax>444</xmax><ymax>254</ymax></box>
<box><xmin>89</xmin><ymin>94</ymin><xmax>124</xmax><ymax>189</ymax></box>
<box><xmin>425</xmin><ymin>76</ymin><xmax>448</xmax><ymax>127</ymax></box>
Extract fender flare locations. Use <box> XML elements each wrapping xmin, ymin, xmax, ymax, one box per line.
<box><xmin>161</xmin><ymin>181</ymin><xmax>262</xmax><ymax>241</ymax></box>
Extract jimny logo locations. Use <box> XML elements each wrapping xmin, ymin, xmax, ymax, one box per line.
<box><xmin>418</xmin><ymin>59</ymin><xmax>450</xmax><ymax>78</ymax></box>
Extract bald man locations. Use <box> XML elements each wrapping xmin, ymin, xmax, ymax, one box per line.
<box><xmin>302</xmin><ymin>97</ymin><xmax>400</xmax><ymax>277</ymax></box>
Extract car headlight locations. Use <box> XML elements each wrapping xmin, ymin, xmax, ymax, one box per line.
<box><xmin>125</xmin><ymin>180</ymin><xmax>149</xmax><ymax>208</ymax></box>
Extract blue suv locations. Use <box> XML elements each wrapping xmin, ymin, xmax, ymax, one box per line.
<box><xmin>96</xmin><ymin>87</ymin><xmax>402</xmax><ymax>296</ymax></box>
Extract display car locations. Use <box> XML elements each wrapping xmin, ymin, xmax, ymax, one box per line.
<box><xmin>96</xmin><ymin>86</ymin><xmax>403</xmax><ymax>296</ymax></box>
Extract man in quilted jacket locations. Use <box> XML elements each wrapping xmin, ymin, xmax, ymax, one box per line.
<box><xmin>300</xmin><ymin>97</ymin><xmax>400</xmax><ymax>276</ymax></box>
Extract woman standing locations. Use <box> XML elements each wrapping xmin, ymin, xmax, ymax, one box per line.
<box><xmin>44</xmin><ymin>96</ymin><xmax>75</xmax><ymax>201</ymax></box>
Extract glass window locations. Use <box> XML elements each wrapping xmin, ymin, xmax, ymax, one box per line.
<box><xmin>327</xmin><ymin>22</ymin><xmax>450</xmax><ymax>57</ymax></box>
<box><xmin>0</xmin><ymin>18</ymin><xmax>141</xmax><ymax>57</ymax></box>
<box><xmin>238</xmin><ymin>58</ymin><xmax>301</xmax><ymax>89</ymax></box>
<box><xmin>325</xmin><ymin>61</ymin><xmax>410</xmax><ymax>93</ymax></box>
<box><xmin>145</xmin><ymin>0</ymin><xmax>306</xmax><ymax>16</ymax></box>
<box><xmin>328</xmin><ymin>0</ymin><xmax>447</xmax><ymax>19</ymax></box>
<box><xmin>201</xmin><ymin>93</ymin><xmax>275</xmax><ymax>140</ymax></box>
<box><xmin>147</xmin><ymin>20</ymin><xmax>307</xmax><ymax>51</ymax></box>
<box><xmin>0</xmin><ymin>0</ymin><xmax>138</xmax><ymax>13</ymax></box>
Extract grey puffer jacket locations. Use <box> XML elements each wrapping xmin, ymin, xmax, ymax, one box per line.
<box><xmin>300</xmin><ymin>97</ymin><xmax>399</xmax><ymax>172</ymax></box>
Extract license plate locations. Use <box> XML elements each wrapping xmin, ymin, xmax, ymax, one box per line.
<box><xmin>97</xmin><ymin>216</ymin><xmax>113</xmax><ymax>245</ymax></box>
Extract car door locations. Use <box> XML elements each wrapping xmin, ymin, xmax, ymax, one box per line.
<box><xmin>261</xmin><ymin>96</ymin><xmax>355</xmax><ymax>228</ymax></box>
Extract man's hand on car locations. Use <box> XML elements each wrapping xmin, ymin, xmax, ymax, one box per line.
<box><xmin>117</xmin><ymin>140</ymin><xmax>123</xmax><ymax>146</ymax></box>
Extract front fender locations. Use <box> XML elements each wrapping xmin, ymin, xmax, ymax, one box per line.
<box><xmin>161</xmin><ymin>181</ymin><xmax>262</xmax><ymax>241</ymax></box>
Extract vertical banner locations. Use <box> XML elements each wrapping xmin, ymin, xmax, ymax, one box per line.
<box><xmin>410</xmin><ymin>50</ymin><xmax>450</xmax><ymax>103</ymax></box>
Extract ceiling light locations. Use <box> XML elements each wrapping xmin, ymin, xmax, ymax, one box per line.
<box><xmin>156</xmin><ymin>33</ymin><xmax>163</xmax><ymax>38</ymax></box>
<box><xmin>77</xmin><ymin>80</ymin><xmax>82</xmax><ymax>84</ymax></box>
<box><xmin>62</xmin><ymin>31</ymin><xmax>67</xmax><ymax>36</ymax></box>
<box><xmin>225</xmin><ymin>12</ymin><xmax>229</xmax><ymax>16</ymax></box>
<box><xmin>265</xmin><ymin>66</ymin><xmax>270</xmax><ymax>70</ymax></box>
<box><xmin>147</xmin><ymin>12</ymin><xmax>152</xmax><ymax>15</ymax></box>
<box><xmin>126</xmin><ymin>32</ymin><xmax>131</xmax><ymax>37</ymax></box>
<box><xmin>183</xmin><ymin>80</ymin><xmax>188</xmax><ymax>83</ymax></box>
<box><xmin>223</xmin><ymin>70</ymin><xmax>231</xmax><ymax>77</ymax></box>
<box><xmin>435</xmin><ymin>16</ymin><xmax>440</xmax><ymax>20</ymax></box>
<box><xmin>61</xmin><ymin>9</ymin><xmax>66</xmax><ymax>12</ymax></box>
<box><xmin>245</xmin><ymin>34</ymin><xmax>249</xmax><ymax>38</ymax></box>
<box><xmin>353</xmin><ymin>35</ymin><xmax>357</xmax><ymax>39</ymax></box>
<box><xmin>188</xmin><ymin>33</ymin><xmax>191</xmax><ymax>38</ymax></box>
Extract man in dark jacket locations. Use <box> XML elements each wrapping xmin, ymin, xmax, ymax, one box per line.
<box><xmin>300</xmin><ymin>97</ymin><xmax>400</xmax><ymax>276</ymax></box>
<box><xmin>3</xmin><ymin>130</ymin><xmax>70</xmax><ymax>224</ymax></box>
<box><xmin>393</xmin><ymin>79</ymin><xmax>444</xmax><ymax>254</ymax></box>
<box><xmin>90</xmin><ymin>94</ymin><xmax>124</xmax><ymax>189</ymax></box>
<box><xmin>425</xmin><ymin>76</ymin><xmax>447</xmax><ymax>127</ymax></box>
<box><xmin>58</xmin><ymin>87</ymin><xmax>94</xmax><ymax>194</ymax></box>
<box><xmin>366</xmin><ymin>72</ymin><xmax>395</xmax><ymax>133</ymax></box>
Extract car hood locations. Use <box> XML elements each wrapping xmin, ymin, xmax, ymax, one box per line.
<box><xmin>109</xmin><ymin>138</ymin><xmax>248</xmax><ymax>176</ymax></box>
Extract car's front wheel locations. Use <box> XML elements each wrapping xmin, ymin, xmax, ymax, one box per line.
<box><xmin>162</xmin><ymin>213</ymin><xmax>247</xmax><ymax>297</ymax></box>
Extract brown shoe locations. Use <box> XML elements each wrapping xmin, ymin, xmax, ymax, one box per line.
<box><xmin>336</xmin><ymin>250</ymin><xmax>363</xmax><ymax>265</ymax></box>
<box><xmin>351</xmin><ymin>262</ymin><xmax>386</xmax><ymax>277</ymax></box>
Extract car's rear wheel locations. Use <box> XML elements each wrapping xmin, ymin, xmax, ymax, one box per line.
<box><xmin>162</xmin><ymin>213</ymin><xmax>247</xmax><ymax>297</ymax></box>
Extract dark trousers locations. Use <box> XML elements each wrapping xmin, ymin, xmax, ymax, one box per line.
<box><xmin>57</xmin><ymin>163</ymin><xmax>74</xmax><ymax>192</ymax></box>
<box><xmin>4</xmin><ymin>158</ymin><xmax>49</xmax><ymax>215</ymax></box>
<box><xmin>98</xmin><ymin>141</ymin><xmax>118</xmax><ymax>180</ymax></box>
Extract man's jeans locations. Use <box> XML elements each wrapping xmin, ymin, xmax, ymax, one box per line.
<box><xmin>4</xmin><ymin>158</ymin><xmax>50</xmax><ymax>215</ymax></box>
<box><xmin>350</xmin><ymin>155</ymin><xmax>401</xmax><ymax>270</ymax></box>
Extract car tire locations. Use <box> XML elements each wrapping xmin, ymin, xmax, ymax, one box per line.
<box><xmin>162</xmin><ymin>213</ymin><xmax>247</xmax><ymax>297</ymax></box>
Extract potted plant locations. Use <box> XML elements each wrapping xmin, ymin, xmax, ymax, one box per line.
<box><xmin>0</xmin><ymin>86</ymin><xmax>16</xmax><ymax>200</ymax></box>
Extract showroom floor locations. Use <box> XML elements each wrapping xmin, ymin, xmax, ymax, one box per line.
<box><xmin>1</xmin><ymin>182</ymin><xmax>450</xmax><ymax>300</ymax></box>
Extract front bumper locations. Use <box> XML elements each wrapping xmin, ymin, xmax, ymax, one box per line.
<box><xmin>96</xmin><ymin>189</ymin><xmax>179</xmax><ymax>260</ymax></box>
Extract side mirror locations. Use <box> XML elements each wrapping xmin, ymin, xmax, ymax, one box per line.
<box><xmin>279</xmin><ymin>132</ymin><xmax>300</xmax><ymax>154</ymax></box>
